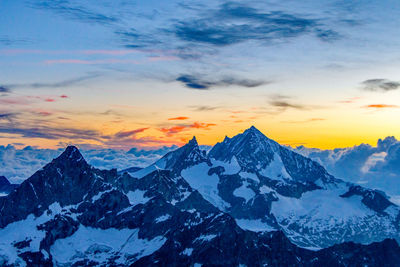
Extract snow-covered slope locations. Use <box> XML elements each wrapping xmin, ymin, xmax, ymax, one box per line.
<box><xmin>0</xmin><ymin>133</ymin><xmax>400</xmax><ymax>265</ymax></box>
<box><xmin>147</xmin><ymin>126</ymin><xmax>400</xmax><ymax>248</ymax></box>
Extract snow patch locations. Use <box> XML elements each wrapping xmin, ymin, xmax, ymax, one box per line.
<box><xmin>235</xmin><ymin>219</ymin><xmax>275</xmax><ymax>232</ymax></box>
<box><xmin>181</xmin><ymin>163</ymin><xmax>230</xmax><ymax>211</ymax></box>
<box><xmin>233</xmin><ymin>181</ymin><xmax>255</xmax><ymax>202</ymax></box>
<box><xmin>51</xmin><ymin>227</ymin><xmax>166</xmax><ymax>265</ymax></box>
<box><xmin>126</xmin><ymin>189</ymin><xmax>150</xmax><ymax>205</ymax></box>
<box><xmin>259</xmin><ymin>153</ymin><xmax>291</xmax><ymax>181</ymax></box>
<box><xmin>194</xmin><ymin>234</ymin><xmax>217</xmax><ymax>242</ymax></box>
<box><xmin>210</xmin><ymin>156</ymin><xmax>241</xmax><ymax>175</ymax></box>
<box><xmin>155</xmin><ymin>214</ymin><xmax>171</xmax><ymax>223</ymax></box>
<box><xmin>182</xmin><ymin>248</ymin><xmax>193</xmax><ymax>256</ymax></box>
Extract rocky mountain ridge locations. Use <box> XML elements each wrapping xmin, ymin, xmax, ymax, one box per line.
<box><xmin>0</xmin><ymin>127</ymin><xmax>399</xmax><ymax>266</ymax></box>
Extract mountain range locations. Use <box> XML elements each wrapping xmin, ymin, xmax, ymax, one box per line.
<box><xmin>0</xmin><ymin>126</ymin><xmax>399</xmax><ymax>266</ymax></box>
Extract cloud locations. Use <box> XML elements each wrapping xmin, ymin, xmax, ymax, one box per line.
<box><xmin>294</xmin><ymin>136</ymin><xmax>400</xmax><ymax>197</ymax></box>
<box><xmin>269</xmin><ymin>100</ymin><xmax>305</xmax><ymax>109</ymax></box>
<box><xmin>5</xmin><ymin>73</ymin><xmax>99</xmax><ymax>90</ymax></box>
<box><xmin>176</xmin><ymin>74</ymin><xmax>268</xmax><ymax>90</ymax></box>
<box><xmin>0</xmin><ymin>95</ymin><xmax>67</xmax><ymax>106</ymax></box>
<box><xmin>160</xmin><ymin>122</ymin><xmax>216</xmax><ymax>136</ymax></box>
<box><xmin>361</xmin><ymin>79</ymin><xmax>400</xmax><ymax>92</ymax></box>
<box><xmin>0</xmin><ymin>35</ymin><xmax>31</xmax><ymax>46</ymax></box>
<box><xmin>32</xmin><ymin>1</ymin><xmax>118</xmax><ymax>25</ymax></box>
<box><xmin>189</xmin><ymin>105</ymin><xmax>221</xmax><ymax>111</ymax></box>
<box><xmin>43</xmin><ymin>59</ymin><xmax>140</xmax><ymax>65</ymax></box>
<box><xmin>363</xmin><ymin>104</ymin><xmax>399</xmax><ymax>109</ymax></box>
<box><xmin>0</xmin><ymin>124</ymin><xmax>100</xmax><ymax>140</ymax></box>
<box><xmin>172</xmin><ymin>2</ymin><xmax>338</xmax><ymax>47</ymax></box>
<box><xmin>338</xmin><ymin>97</ymin><xmax>362</xmax><ymax>104</ymax></box>
<box><xmin>114</xmin><ymin>127</ymin><xmax>149</xmax><ymax>138</ymax></box>
<box><xmin>168</xmin><ymin>116</ymin><xmax>189</xmax><ymax>121</ymax></box>
<box><xmin>0</xmin><ymin>144</ymin><xmax>177</xmax><ymax>183</ymax></box>
<box><xmin>0</xmin><ymin>113</ymin><xmax>17</xmax><ymax>122</ymax></box>
<box><xmin>0</xmin><ymin>86</ymin><xmax>11</xmax><ymax>93</ymax></box>
<box><xmin>268</xmin><ymin>95</ymin><xmax>306</xmax><ymax>110</ymax></box>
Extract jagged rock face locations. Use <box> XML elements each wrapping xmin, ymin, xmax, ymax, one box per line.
<box><xmin>162</xmin><ymin>127</ymin><xmax>400</xmax><ymax>248</ymax></box>
<box><xmin>209</xmin><ymin>126</ymin><xmax>334</xmax><ymax>184</ymax></box>
<box><xmin>0</xmin><ymin>146</ymin><xmax>114</xmax><ymax>228</ymax></box>
<box><xmin>340</xmin><ymin>185</ymin><xmax>394</xmax><ymax>213</ymax></box>
<box><xmin>0</xmin><ymin>176</ymin><xmax>18</xmax><ymax>195</ymax></box>
<box><xmin>0</xmin><ymin>140</ymin><xmax>400</xmax><ymax>266</ymax></box>
<box><xmin>160</xmin><ymin>136</ymin><xmax>209</xmax><ymax>174</ymax></box>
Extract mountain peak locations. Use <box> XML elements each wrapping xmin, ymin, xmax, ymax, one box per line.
<box><xmin>188</xmin><ymin>136</ymin><xmax>198</xmax><ymax>146</ymax></box>
<box><xmin>243</xmin><ymin>125</ymin><xmax>266</xmax><ymax>137</ymax></box>
<box><xmin>0</xmin><ymin>176</ymin><xmax>11</xmax><ymax>186</ymax></box>
<box><xmin>62</xmin><ymin>145</ymin><xmax>83</xmax><ymax>158</ymax></box>
<box><xmin>54</xmin><ymin>146</ymin><xmax>86</xmax><ymax>166</ymax></box>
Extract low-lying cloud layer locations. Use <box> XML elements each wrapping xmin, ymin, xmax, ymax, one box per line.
<box><xmin>294</xmin><ymin>136</ymin><xmax>400</xmax><ymax>202</ymax></box>
<box><xmin>0</xmin><ymin>144</ymin><xmax>177</xmax><ymax>183</ymax></box>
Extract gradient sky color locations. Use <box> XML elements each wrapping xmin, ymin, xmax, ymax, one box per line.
<box><xmin>1</xmin><ymin>0</ymin><xmax>400</xmax><ymax>150</ymax></box>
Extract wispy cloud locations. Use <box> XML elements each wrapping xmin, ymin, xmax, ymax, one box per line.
<box><xmin>338</xmin><ymin>96</ymin><xmax>362</xmax><ymax>104</ymax></box>
<box><xmin>0</xmin><ymin>49</ymin><xmax>139</xmax><ymax>56</ymax></box>
<box><xmin>32</xmin><ymin>1</ymin><xmax>119</xmax><ymax>25</ymax></box>
<box><xmin>0</xmin><ymin>124</ymin><xmax>100</xmax><ymax>140</ymax></box>
<box><xmin>160</xmin><ymin>122</ymin><xmax>216</xmax><ymax>136</ymax></box>
<box><xmin>361</xmin><ymin>79</ymin><xmax>400</xmax><ymax>92</ymax></box>
<box><xmin>168</xmin><ymin>116</ymin><xmax>189</xmax><ymax>121</ymax></box>
<box><xmin>268</xmin><ymin>94</ymin><xmax>306</xmax><ymax>110</ymax></box>
<box><xmin>43</xmin><ymin>59</ymin><xmax>140</xmax><ymax>65</ymax></box>
<box><xmin>0</xmin><ymin>86</ymin><xmax>11</xmax><ymax>93</ymax></box>
<box><xmin>172</xmin><ymin>2</ymin><xmax>338</xmax><ymax>47</ymax></box>
<box><xmin>114</xmin><ymin>127</ymin><xmax>149</xmax><ymax>138</ymax></box>
<box><xmin>0</xmin><ymin>35</ymin><xmax>31</xmax><ymax>46</ymax></box>
<box><xmin>5</xmin><ymin>73</ymin><xmax>99</xmax><ymax>90</ymax></box>
<box><xmin>0</xmin><ymin>95</ymin><xmax>67</xmax><ymax>106</ymax></box>
<box><xmin>176</xmin><ymin>74</ymin><xmax>269</xmax><ymax>90</ymax></box>
<box><xmin>363</xmin><ymin>104</ymin><xmax>399</xmax><ymax>109</ymax></box>
<box><xmin>189</xmin><ymin>105</ymin><xmax>221</xmax><ymax>112</ymax></box>
<box><xmin>0</xmin><ymin>113</ymin><xmax>17</xmax><ymax>122</ymax></box>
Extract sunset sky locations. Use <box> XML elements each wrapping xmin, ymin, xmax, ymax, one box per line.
<box><xmin>1</xmin><ymin>0</ymin><xmax>400</xmax><ymax>150</ymax></box>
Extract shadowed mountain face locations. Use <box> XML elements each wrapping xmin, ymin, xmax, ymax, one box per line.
<box><xmin>132</xmin><ymin>126</ymin><xmax>400</xmax><ymax>248</ymax></box>
<box><xmin>0</xmin><ymin>176</ymin><xmax>18</xmax><ymax>195</ymax></box>
<box><xmin>0</xmin><ymin>128</ymin><xmax>399</xmax><ymax>266</ymax></box>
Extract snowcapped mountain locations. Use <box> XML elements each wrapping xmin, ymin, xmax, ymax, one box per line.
<box><xmin>0</xmin><ymin>128</ymin><xmax>399</xmax><ymax>266</ymax></box>
<box><xmin>132</xmin><ymin>126</ymin><xmax>400</xmax><ymax>249</ymax></box>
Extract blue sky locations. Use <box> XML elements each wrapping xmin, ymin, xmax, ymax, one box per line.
<box><xmin>0</xmin><ymin>0</ymin><xmax>400</xmax><ymax>149</ymax></box>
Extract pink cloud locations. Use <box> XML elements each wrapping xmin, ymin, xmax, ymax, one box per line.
<box><xmin>43</xmin><ymin>59</ymin><xmax>140</xmax><ymax>65</ymax></box>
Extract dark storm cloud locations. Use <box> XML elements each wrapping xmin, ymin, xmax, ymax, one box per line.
<box><xmin>176</xmin><ymin>74</ymin><xmax>269</xmax><ymax>90</ymax></box>
<box><xmin>361</xmin><ymin>79</ymin><xmax>400</xmax><ymax>92</ymax></box>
